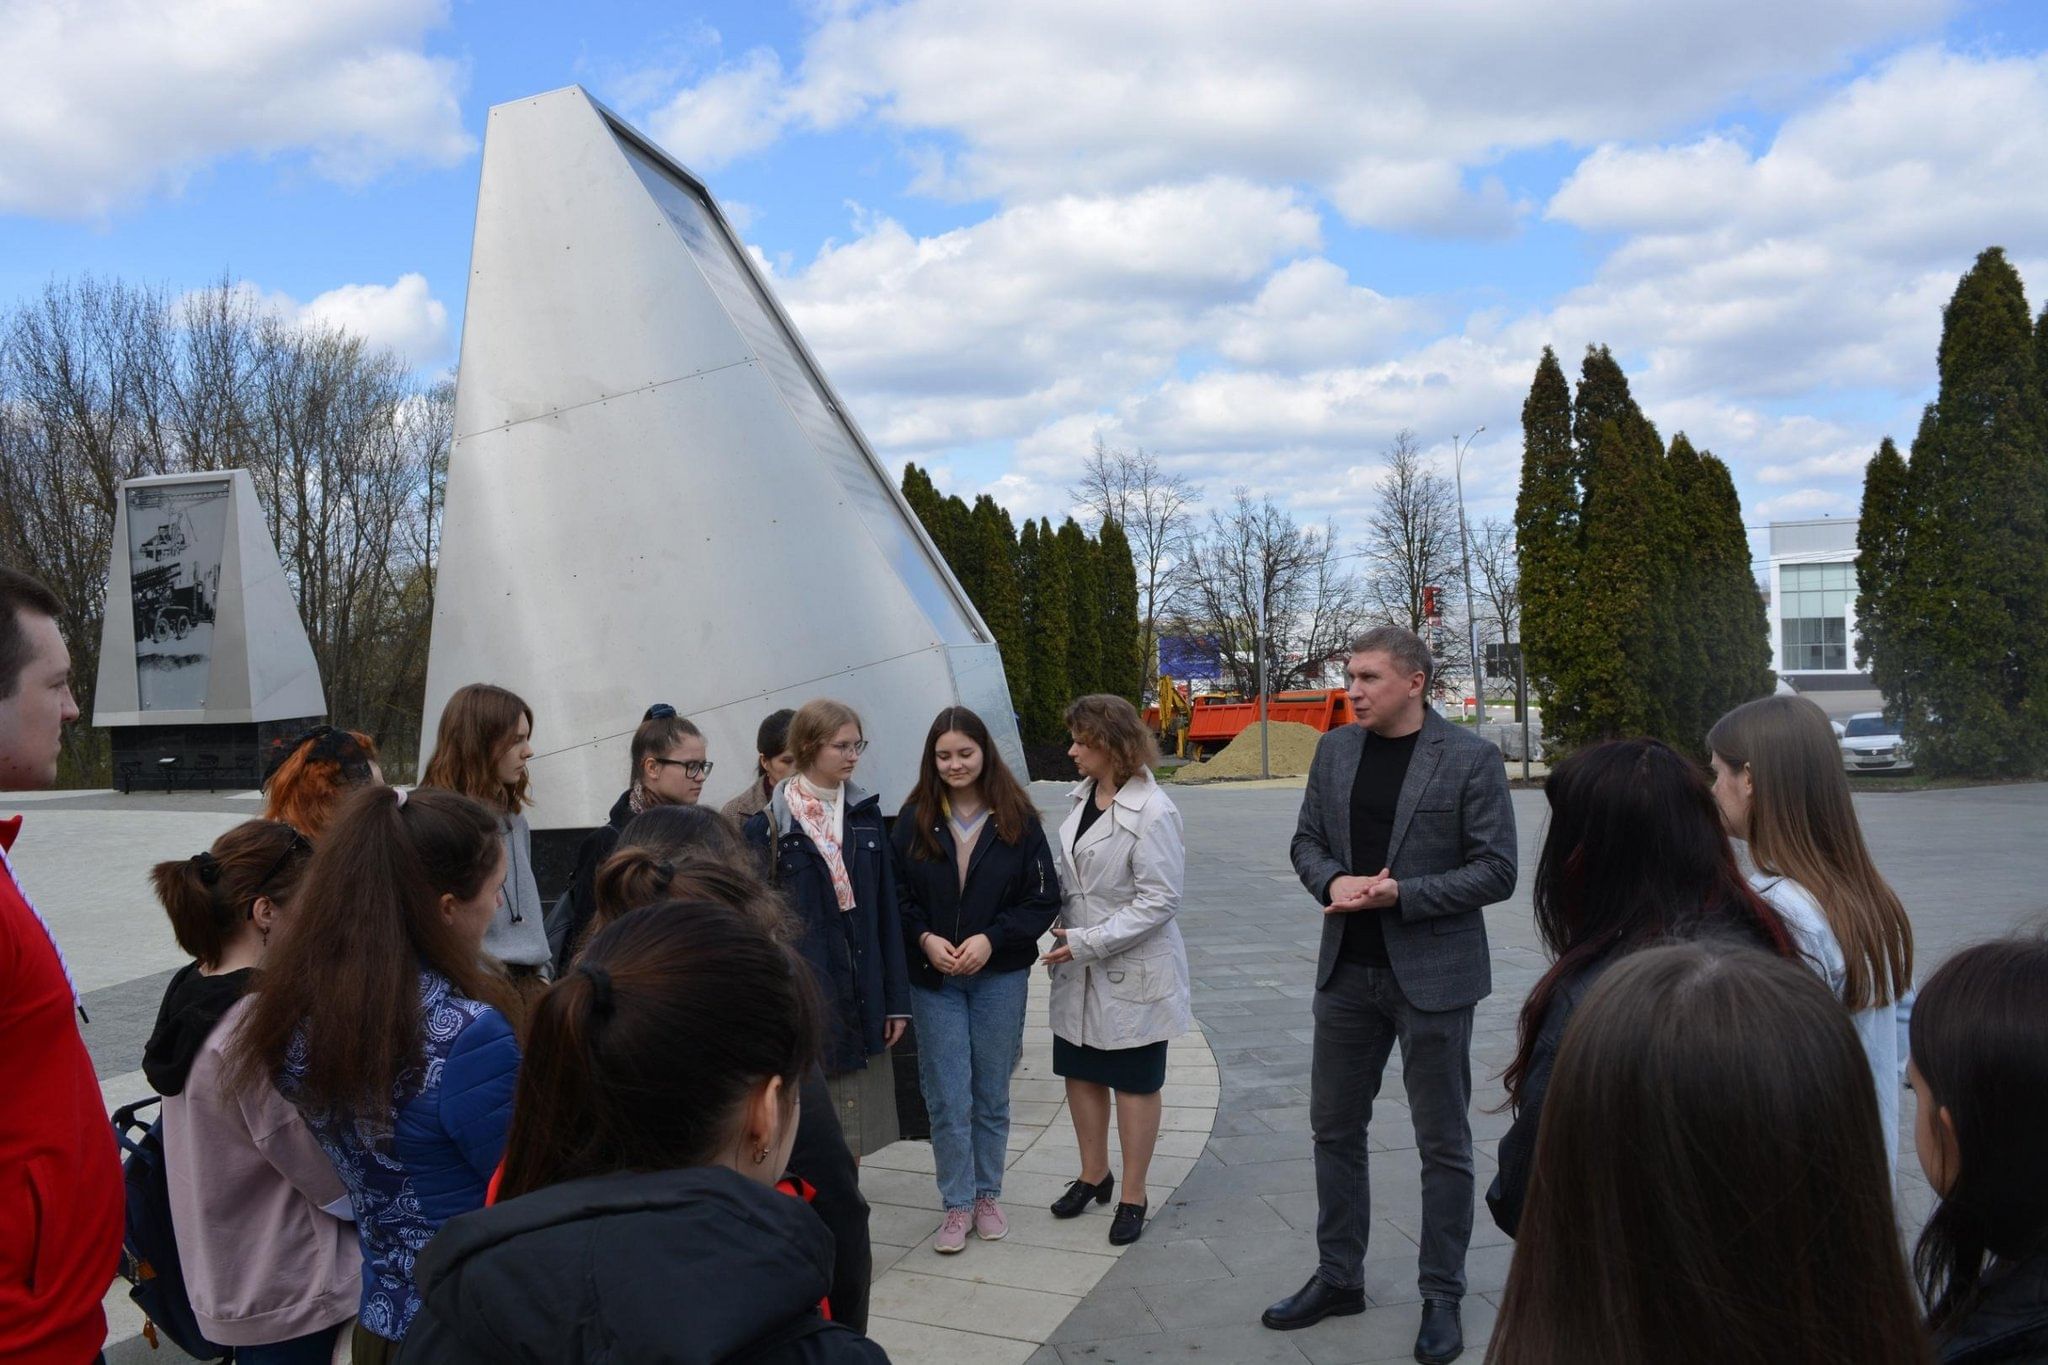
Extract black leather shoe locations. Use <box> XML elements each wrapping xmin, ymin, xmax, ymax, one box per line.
<box><xmin>1050</xmin><ymin>1174</ymin><xmax>1113</xmax><ymax>1219</ymax></box>
<box><xmin>1108</xmin><ymin>1200</ymin><xmax>1148</xmax><ymax>1245</ymax></box>
<box><xmin>1414</xmin><ymin>1297</ymin><xmax>1463</xmax><ymax>1364</ymax></box>
<box><xmin>1261</xmin><ymin>1274</ymin><xmax>1366</xmax><ymax>1331</ymax></box>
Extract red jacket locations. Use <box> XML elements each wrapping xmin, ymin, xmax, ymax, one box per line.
<box><xmin>0</xmin><ymin>816</ymin><xmax>124</xmax><ymax>1364</ymax></box>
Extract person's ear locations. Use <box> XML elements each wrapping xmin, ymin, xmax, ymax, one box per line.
<box><xmin>438</xmin><ymin>890</ymin><xmax>460</xmax><ymax>926</ymax></box>
<box><xmin>250</xmin><ymin>895</ymin><xmax>279</xmax><ymax>932</ymax></box>
<box><xmin>744</xmin><ymin>1075</ymin><xmax>787</xmax><ymax>1163</ymax></box>
<box><xmin>1740</xmin><ymin>763</ymin><xmax>1755</xmax><ymax>800</ymax></box>
<box><xmin>1934</xmin><ymin>1104</ymin><xmax>1961</xmax><ymax>1187</ymax></box>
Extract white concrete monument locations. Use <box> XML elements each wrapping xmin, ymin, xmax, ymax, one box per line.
<box><xmin>94</xmin><ymin>468</ymin><xmax>326</xmax><ymax>788</ymax></box>
<box><xmin>421</xmin><ymin>87</ymin><xmax>1022</xmax><ymax>828</ymax></box>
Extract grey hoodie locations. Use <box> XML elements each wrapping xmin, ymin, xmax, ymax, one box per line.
<box><xmin>484</xmin><ymin>812</ymin><xmax>552</xmax><ymax>969</ymax></box>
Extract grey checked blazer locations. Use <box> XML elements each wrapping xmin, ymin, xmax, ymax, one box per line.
<box><xmin>1290</xmin><ymin>709</ymin><xmax>1518</xmax><ymax>1011</ymax></box>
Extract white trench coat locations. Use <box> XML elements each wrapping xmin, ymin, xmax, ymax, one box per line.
<box><xmin>1048</xmin><ymin>769</ymin><xmax>1193</xmax><ymax>1051</ymax></box>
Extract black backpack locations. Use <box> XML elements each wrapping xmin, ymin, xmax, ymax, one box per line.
<box><xmin>112</xmin><ymin>1096</ymin><xmax>233</xmax><ymax>1361</ymax></box>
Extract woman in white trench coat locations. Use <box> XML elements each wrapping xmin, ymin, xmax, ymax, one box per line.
<box><xmin>1041</xmin><ymin>694</ymin><xmax>1192</xmax><ymax>1246</ymax></box>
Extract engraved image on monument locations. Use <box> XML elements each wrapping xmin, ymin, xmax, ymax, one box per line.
<box><xmin>127</xmin><ymin>480</ymin><xmax>229</xmax><ymax>712</ymax></box>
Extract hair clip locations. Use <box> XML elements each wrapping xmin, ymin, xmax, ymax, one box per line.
<box><xmin>393</xmin><ymin>786</ymin><xmax>409</xmax><ymax>809</ymax></box>
<box><xmin>644</xmin><ymin>703</ymin><xmax>678</xmax><ymax>721</ymax></box>
<box><xmin>190</xmin><ymin>850</ymin><xmax>221</xmax><ymax>886</ymax></box>
<box><xmin>579</xmin><ymin>963</ymin><xmax>616</xmax><ymax>1019</ymax></box>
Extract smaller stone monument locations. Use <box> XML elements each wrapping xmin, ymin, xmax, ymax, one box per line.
<box><xmin>93</xmin><ymin>469</ymin><xmax>326</xmax><ymax>791</ymax></box>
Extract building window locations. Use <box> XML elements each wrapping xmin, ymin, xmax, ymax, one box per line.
<box><xmin>1780</xmin><ymin>562</ymin><xmax>1852</xmax><ymax>671</ymax></box>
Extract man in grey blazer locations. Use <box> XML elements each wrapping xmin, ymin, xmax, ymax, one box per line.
<box><xmin>1262</xmin><ymin>626</ymin><xmax>1517</xmax><ymax>1365</ymax></box>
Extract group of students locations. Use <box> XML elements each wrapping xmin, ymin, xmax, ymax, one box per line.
<box><xmin>1479</xmin><ymin>694</ymin><xmax>2048</xmax><ymax>1364</ymax></box>
<box><xmin>133</xmin><ymin>680</ymin><xmax>1193</xmax><ymax>1361</ymax></box>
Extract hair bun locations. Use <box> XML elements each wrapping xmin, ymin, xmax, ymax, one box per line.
<box><xmin>191</xmin><ymin>850</ymin><xmax>221</xmax><ymax>886</ymax></box>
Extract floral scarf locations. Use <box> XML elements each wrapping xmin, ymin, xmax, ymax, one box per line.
<box><xmin>787</xmin><ymin>775</ymin><xmax>856</xmax><ymax>911</ymax></box>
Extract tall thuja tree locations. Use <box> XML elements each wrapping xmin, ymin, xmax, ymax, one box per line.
<box><xmin>1515</xmin><ymin>347</ymin><xmax>1584</xmax><ymax>747</ymax></box>
<box><xmin>1097</xmin><ymin>517</ymin><xmax>1143</xmax><ymax>701</ymax></box>
<box><xmin>1855</xmin><ymin>436</ymin><xmax>1915</xmax><ymax>719</ymax></box>
<box><xmin>901</xmin><ymin>463</ymin><xmax>951</xmax><ymax>561</ymax></box>
<box><xmin>1014</xmin><ymin>517</ymin><xmax>1041</xmax><ymax>733</ymax></box>
<box><xmin>1022</xmin><ymin>518</ymin><xmax>1073</xmax><ymax>742</ymax></box>
<box><xmin>938</xmin><ymin>492</ymin><xmax>978</xmax><ymax>603</ymax></box>
<box><xmin>1904</xmin><ymin>248</ymin><xmax>2048</xmax><ymax>774</ymax></box>
<box><xmin>1574</xmin><ymin>416</ymin><xmax>1658</xmax><ymax>739</ymax></box>
<box><xmin>969</xmin><ymin>496</ymin><xmax>1027</xmax><ymax>719</ymax></box>
<box><xmin>1663</xmin><ymin>434</ymin><xmax>1713</xmax><ymax>743</ymax></box>
<box><xmin>1056</xmin><ymin>518</ymin><xmax>1103</xmax><ymax>699</ymax></box>
<box><xmin>1693</xmin><ymin>447</ymin><xmax>1773</xmax><ymax>722</ymax></box>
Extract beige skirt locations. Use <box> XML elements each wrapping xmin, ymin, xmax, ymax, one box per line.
<box><xmin>826</xmin><ymin>1050</ymin><xmax>900</xmax><ymax>1158</ymax></box>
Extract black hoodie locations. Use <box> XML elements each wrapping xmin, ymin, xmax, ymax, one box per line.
<box><xmin>398</xmin><ymin>1165</ymin><xmax>890</xmax><ymax>1363</ymax></box>
<box><xmin>142</xmin><ymin>963</ymin><xmax>255</xmax><ymax>1096</ymax></box>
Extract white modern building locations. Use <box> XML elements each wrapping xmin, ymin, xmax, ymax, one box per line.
<box><xmin>1765</xmin><ymin>518</ymin><xmax>1871</xmax><ymax>690</ymax></box>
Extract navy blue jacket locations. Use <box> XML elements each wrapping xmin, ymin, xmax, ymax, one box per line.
<box><xmin>891</xmin><ymin>804</ymin><xmax>1060</xmax><ymax>989</ymax></box>
<box><xmin>744</xmin><ymin>782</ymin><xmax>911</xmax><ymax>1076</ymax></box>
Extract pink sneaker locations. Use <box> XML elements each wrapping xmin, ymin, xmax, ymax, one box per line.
<box><xmin>973</xmin><ymin>1196</ymin><xmax>1008</xmax><ymax>1241</ymax></box>
<box><xmin>934</xmin><ymin>1207</ymin><xmax>971</xmax><ymax>1254</ymax></box>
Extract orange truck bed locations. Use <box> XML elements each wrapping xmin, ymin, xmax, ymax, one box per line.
<box><xmin>1184</xmin><ymin>689</ymin><xmax>1354</xmax><ymax>753</ymax></box>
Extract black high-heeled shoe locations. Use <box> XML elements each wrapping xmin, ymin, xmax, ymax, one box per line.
<box><xmin>1050</xmin><ymin>1174</ymin><xmax>1114</xmax><ymax>1219</ymax></box>
<box><xmin>1108</xmin><ymin>1200</ymin><xmax>1148</xmax><ymax>1245</ymax></box>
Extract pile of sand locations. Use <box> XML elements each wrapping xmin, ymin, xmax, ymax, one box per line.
<box><xmin>1171</xmin><ymin>720</ymin><xmax>1323</xmax><ymax>784</ymax></box>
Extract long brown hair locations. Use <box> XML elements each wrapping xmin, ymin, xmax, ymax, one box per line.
<box><xmin>1503</xmin><ymin>738</ymin><xmax>1793</xmax><ymax>1107</ymax></box>
<box><xmin>496</xmin><ymin>903</ymin><xmax>821</xmax><ymax>1200</ymax></box>
<box><xmin>421</xmin><ymin>682</ymin><xmax>533</xmax><ymax>815</ymax></box>
<box><xmin>261</xmin><ymin>726</ymin><xmax>379</xmax><ymax>840</ymax></box>
<box><xmin>1489</xmin><ymin>943</ymin><xmax>1929</xmax><ymax>1365</ymax></box>
<box><xmin>1709</xmin><ymin>694</ymin><xmax>1913</xmax><ymax>1009</ymax></box>
<box><xmin>901</xmin><ymin>705</ymin><xmax>1038</xmax><ymax>861</ymax></box>
<box><xmin>150</xmin><ymin>820</ymin><xmax>312</xmax><ymax>967</ymax></box>
<box><xmin>226</xmin><ymin>786</ymin><xmax>514</xmax><ymax>1119</ymax></box>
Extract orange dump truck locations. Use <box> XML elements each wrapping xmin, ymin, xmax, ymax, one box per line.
<box><xmin>1182</xmin><ymin>689</ymin><xmax>1354</xmax><ymax>758</ymax></box>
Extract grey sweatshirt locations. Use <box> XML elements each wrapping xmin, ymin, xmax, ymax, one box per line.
<box><xmin>484</xmin><ymin>812</ymin><xmax>552</xmax><ymax>970</ymax></box>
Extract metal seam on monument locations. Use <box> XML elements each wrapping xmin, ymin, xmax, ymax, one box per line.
<box><xmin>454</xmin><ymin>356</ymin><xmax>758</xmax><ymax>442</ymax></box>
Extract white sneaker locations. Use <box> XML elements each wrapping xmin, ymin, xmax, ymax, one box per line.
<box><xmin>934</xmin><ymin>1207</ymin><xmax>972</xmax><ymax>1254</ymax></box>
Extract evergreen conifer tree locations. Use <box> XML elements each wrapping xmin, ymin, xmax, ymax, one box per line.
<box><xmin>1023</xmin><ymin>518</ymin><xmax>1073</xmax><ymax>742</ymax></box>
<box><xmin>1854</xmin><ymin>437</ymin><xmax>1913</xmax><ymax>717</ymax></box>
<box><xmin>1015</xmin><ymin>518</ymin><xmax>1041</xmax><ymax>735</ymax></box>
<box><xmin>1097</xmin><ymin>518</ymin><xmax>1143</xmax><ymax>701</ymax></box>
<box><xmin>1694</xmin><ymin>448</ymin><xmax>1773</xmax><ymax>724</ymax></box>
<box><xmin>1515</xmin><ymin>347</ymin><xmax>1582</xmax><ymax>748</ymax></box>
<box><xmin>1057</xmin><ymin>519</ymin><xmax>1101</xmax><ymax>699</ymax></box>
<box><xmin>1664</xmin><ymin>433</ymin><xmax>1712</xmax><ymax>742</ymax></box>
<box><xmin>901</xmin><ymin>463</ymin><xmax>949</xmax><ymax>560</ymax></box>
<box><xmin>1903</xmin><ymin>247</ymin><xmax>2047</xmax><ymax>774</ymax></box>
<box><xmin>1575</xmin><ymin>417</ymin><xmax>1657</xmax><ymax>740</ymax></box>
<box><xmin>969</xmin><ymin>496</ymin><xmax>1027</xmax><ymax>720</ymax></box>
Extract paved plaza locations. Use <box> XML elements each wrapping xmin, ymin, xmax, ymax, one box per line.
<box><xmin>11</xmin><ymin>775</ymin><xmax>2048</xmax><ymax>1363</ymax></box>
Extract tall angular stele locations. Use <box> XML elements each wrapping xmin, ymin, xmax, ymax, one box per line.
<box><xmin>421</xmin><ymin>88</ymin><xmax>1021</xmax><ymax>825</ymax></box>
<box><xmin>94</xmin><ymin>469</ymin><xmax>326</xmax><ymax>789</ymax></box>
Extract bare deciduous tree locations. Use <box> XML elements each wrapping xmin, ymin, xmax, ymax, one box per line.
<box><xmin>0</xmin><ymin>274</ymin><xmax>452</xmax><ymax>781</ymax></box>
<box><xmin>1068</xmin><ymin>438</ymin><xmax>1201</xmax><ymax>695</ymax></box>
<box><xmin>1361</xmin><ymin>429</ymin><xmax>1471</xmax><ymax>688</ymax></box>
<box><xmin>1472</xmin><ymin>516</ymin><xmax>1520</xmax><ymax>650</ymax></box>
<box><xmin>1169</xmin><ymin>488</ymin><xmax>1368</xmax><ymax>697</ymax></box>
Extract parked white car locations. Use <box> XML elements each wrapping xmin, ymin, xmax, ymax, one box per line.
<box><xmin>1840</xmin><ymin>712</ymin><xmax>1913</xmax><ymax>773</ymax></box>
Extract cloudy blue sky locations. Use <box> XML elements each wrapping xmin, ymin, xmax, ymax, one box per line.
<box><xmin>7</xmin><ymin>0</ymin><xmax>2048</xmax><ymax>543</ymax></box>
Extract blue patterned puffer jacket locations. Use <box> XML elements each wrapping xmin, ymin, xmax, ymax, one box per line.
<box><xmin>281</xmin><ymin>970</ymin><xmax>520</xmax><ymax>1345</ymax></box>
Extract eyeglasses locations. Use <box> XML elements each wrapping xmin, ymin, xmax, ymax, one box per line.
<box><xmin>827</xmin><ymin>740</ymin><xmax>869</xmax><ymax>756</ymax></box>
<box><xmin>653</xmin><ymin>758</ymin><xmax>714</xmax><ymax>779</ymax></box>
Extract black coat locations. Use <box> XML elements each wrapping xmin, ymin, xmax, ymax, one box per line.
<box><xmin>399</xmin><ymin>1165</ymin><xmax>889</xmax><ymax>1364</ymax></box>
<box><xmin>551</xmin><ymin>789</ymin><xmax>635</xmax><ymax>971</ymax></box>
<box><xmin>744</xmin><ymin>784</ymin><xmax>911</xmax><ymax>1075</ymax></box>
<box><xmin>790</xmin><ymin>1067</ymin><xmax>870</xmax><ymax>1334</ymax></box>
<box><xmin>1486</xmin><ymin>953</ymin><xmax>1614</xmax><ymax>1239</ymax></box>
<box><xmin>890</xmin><ymin>806</ymin><xmax>1060</xmax><ymax>989</ymax></box>
<box><xmin>1938</xmin><ymin>1248</ymin><xmax>2048</xmax><ymax>1364</ymax></box>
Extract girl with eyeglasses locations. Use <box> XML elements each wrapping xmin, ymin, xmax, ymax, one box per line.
<box><xmin>143</xmin><ymin>819</ymin><xmax>360</xmax><ymax>1362</ymax></box>
<box><xmin>742</xmin><ymin>698</ymin><xmax>911</xmax><ymax>1159</ymax></box>
<box><xmin>552</xmin><ymin>704</ymin><xmax>712</xmax><ymax>969</ymax></box>
<box><xmin>420</xmin><ymin>683</ymin><xmax>551</xmax><ymax>1021</ymax></box>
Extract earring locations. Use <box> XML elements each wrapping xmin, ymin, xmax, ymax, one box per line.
<box><xmin>753</xmin><ymin>1145</ymin><xmax>771</xmax><ymax>1165</ymax></box>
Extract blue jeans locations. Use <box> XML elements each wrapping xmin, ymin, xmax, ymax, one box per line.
<box><xmin>911</xmin><ymin>966</ymin><xmax>1029</xmax><ymax>1210</ymax></box>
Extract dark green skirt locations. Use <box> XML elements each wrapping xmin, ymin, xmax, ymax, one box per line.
<box><xmin>1052</xmin><ymin>1036</ymin><xmax>1169</xmax><ymax>1094</ymax></box>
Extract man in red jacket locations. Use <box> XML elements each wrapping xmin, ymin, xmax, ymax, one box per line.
<box><xmin>0</xmin><ymin>566</ymin><xmax>123</xmax><ymax>1364</ymax></box>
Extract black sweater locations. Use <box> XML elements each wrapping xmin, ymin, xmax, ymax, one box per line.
<box><xmin>890</xmin><ymin>806</ymin><xmax>1061</xmax><ymax>989</ymax></box>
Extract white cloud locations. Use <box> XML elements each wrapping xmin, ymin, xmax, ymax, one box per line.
<box><xmin>0</xmin><ymin>0</ymin><xmax>472</xmax><ymax>219</ymax></box>
<box><xmin>1755</xmin><ymin>488</ymin><xmax>1853</xmax><ymax>519</ymax></box>
<box><xmin>299</xmin><ymin>273</ymin><xmax>450</xmax><ymax>369</ymax></box>
<box><xmin>1214</xmin><ymin>258</ymin><xmax>1423</xmax><ymax>369</ymax></box>
<box><xmin>658</xmin><ymin>0</ymin><xmax>1945</xmax><ymax>226</ymax></box>
<box><xmin>646</xmin><ymin>47</ymin><xmax>793</xmax><ymax>170</ymax></box>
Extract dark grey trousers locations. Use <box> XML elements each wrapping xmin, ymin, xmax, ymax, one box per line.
<box><xmin>1310</xmin><ymin>961</ymin><xmax>1475</xmax><ymax>1300</ymax></box>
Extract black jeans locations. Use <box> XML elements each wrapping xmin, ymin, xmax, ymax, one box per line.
<box><xmin>1310</xmin><ymin>961</ymin><xmax>1474</xmax><ymax>1300</ymax></box>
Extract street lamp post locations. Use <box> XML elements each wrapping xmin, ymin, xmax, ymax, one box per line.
<box><xmin>1452</xmin><ymin>428</ymin><xmax>1486</xmax><ymax>726</ymax></box>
